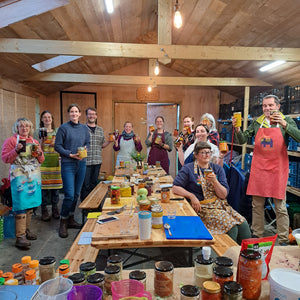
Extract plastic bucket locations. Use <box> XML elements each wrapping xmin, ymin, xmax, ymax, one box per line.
<box><xmin>37</xmin><ymin>277</ymin><xmax>73</xmax><ymax>299</ymax></box>
<box><xmin>111</xmin><ymin>279</ymin><xmax>152</xmax><ymax>300</ymax></box>
<box><xmin>67</xmin><ymin>285</ymin><xmax>102</xmax><ymax>300</ymax></box>
<box><xmin>268</xmin><ymin>268</ymin><xmax>300</xmax><ymax>300</ymax></box>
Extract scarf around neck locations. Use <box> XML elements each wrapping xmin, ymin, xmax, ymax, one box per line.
<box><xmin>122</xmin><ymin>130</ymin><xmax>134</xmax><ymax>139</ymax></box>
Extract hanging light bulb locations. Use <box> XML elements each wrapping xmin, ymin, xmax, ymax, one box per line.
<box><xmin>174</xmin><ymin>0</ymin><xmax>182</xmax><ymax>29</ymax></box>
<box><xmin>154</xmin><ymin>60</ymin><xmax>160</xmax><ymax>76</ymax></box>
<box><xmin>148</xmin><ymin>85</ymin><xmax>152</xmax><ymax>92</ymax></box>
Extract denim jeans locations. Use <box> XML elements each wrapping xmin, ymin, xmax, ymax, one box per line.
<box><xmin>60</xmin><ymin>160</ymin><xmax>86</xmax><ymax>218</ymax></box>
<box><xmin>81</xmin><ymin>164</ymin><xmax>101</xmax><ymax>201</ymax></box>
<box><xmin>41</xmin><ymin>189</ymin><xmax>60</xmax><ymax>207</ymax></box>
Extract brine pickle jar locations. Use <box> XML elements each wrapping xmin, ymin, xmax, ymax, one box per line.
<box><xmin>80</xmin><ymin>262</ymin><xmax>96</xmax><ymax>279</ymax></box>
<box><xmin>212</xmin><ymin>266</ymin><xmax>233</xmax><ymax>296</ymax></box>
<box><xmin>68</xmin><ymin>273</ymin><xmax>86</xmax><ymax>286</ymax></box>
<box><xmin>129</xmin><ymin>270</ymin><xmax>147</xmax><ymax>290</ymax></box>
<box><xmin>180</xmin><ymin>285</ymin><xmax>200</xmax><ymax>299</ymax></box>
<box><xmin>154</xmin><ymin>261</ymin><xmax>174</xmax><ymax>298</ymax></box>
<box><xmin>237</xmin><ymin>249</ymin><xmax>262</xmax><ymax>300</ymax></box>
<box><xmin>224</xmin><ymin>281</ymin><xmax>243</xmax><ymax>300</ymax></box>
<box><xmin>87</xmin><ymin>273</ymin><xmax>105</xmax><ymax>296</ymax></box>
<box><xmin>104</xmin><ymin>264</ymin><xmax>121</xmax><ymax>295</ymax></box>
<box><xmin>215</xmin><ymin>256</ymin><xmax>233</xmax><ymax>269</ymax></box>
<box><xmin>107</xmin><ymin>254</ymin><xmax>123</xmax><ymax>277</ymax></box>
<box><xmin>201</xmin><ymin>281</ymin><xmax>221</xmax><ymax>300</ymax></box>
<box><xmin>39</xmin><ymin>256</ymin><xmax>56</xmax><ymax>283</ymax></box>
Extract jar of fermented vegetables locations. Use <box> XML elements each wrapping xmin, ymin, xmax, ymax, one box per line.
<box><xmin>237</xmin><ymin>249</ymin><xmax>262</xmax><ymax>300</ymax></box>
<box><xmin>107</xmin><ymin>254</ymin><xmax>123</xmax><ymax>277</ymax></box>
<box><xmin>104</xmin><ymin>265</ymin><xmax>121</xmax><ymax>295</ymax></box>
<box><xmin>201</xmin><ymin>281</ymin><xmax>221</xmax><ymax>300</ymax></box>
<box><xmin>214</xmin><ymin>256</ymin><xmax>233</xmax><ymax>269</ymax></box>
<box><xmin>194</xmin><ymin>254</ymin><xmax>214</xmax><ymax>289</ymax></box>
<box><xmin>68</xmin><ymin>273</ymin><xmax>85</xmax><ymax>286</ymax></box>
<box><xmin>129</xmin><ymin>270</ymin><xmax>147</xmax><ymax>290</ymax></box>
<box><xmin>212</xmin><ymin>266</ymin><xmax>233</xmax><ymax>296</ymax></box>
<box><xmin>154</xmin><ymin>261</ymin><xmax>174</xmax><ymax>298</ymax></box>
<box><xmin>79</xmin><ymin>262</ymin><xmax>96</xmax><ymax>279</ymax></box>
<box><xmin>180</xmin><ymin>285</ymin><xmax>200</xmax><ymax>299</ymax></box>
<box><xmin>223</xmin><ymin>281</ymin><xmax>243</xmax><ymax>300</ymax></box>
<box><xmin>87</xmin><ymin>272</ymin><xmax>105</xmax><ymax>291</ymax></box>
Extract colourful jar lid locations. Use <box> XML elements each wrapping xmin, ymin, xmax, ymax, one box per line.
<box><xmin>21</xmin><ymin>256</ymin><xmax>31</xmax><ymax>264</ymax></box>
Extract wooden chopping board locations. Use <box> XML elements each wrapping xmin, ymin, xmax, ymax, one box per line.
<box><xmin>92</xmin><ymin>214</ymin><xmax>138</xmax><ymax>241</ymax></box>
<box><xmin>102</xmin><ymin>197</ymin><xmax>135</xmax><ymax>210</ymax></box>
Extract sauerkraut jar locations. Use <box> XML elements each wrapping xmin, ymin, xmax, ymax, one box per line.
<box><xmin>154</xmin><ymin>261</ymin><xmax>174</xmax><ymax>298</ymax></box>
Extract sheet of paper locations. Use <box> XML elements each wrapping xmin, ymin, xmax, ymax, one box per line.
<box><xmin>87</xmin><ymin>212</ymin><xmax>102</xmax><ymax>219</ymax></box>
<box><xmin>78</xmin><ymin>232</ymin><xmax>93</xmax><ymax>245</ymax></box>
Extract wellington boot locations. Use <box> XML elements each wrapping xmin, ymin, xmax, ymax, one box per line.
<box><xmin>26</xmin><ymin>209</ymin><xmax>37</xmax><ymax>240</ymax></box>
<box><xmin>41</xmin><ymin>206</ymin><xmax>51</xmax><ymax>222</ymax></box>
<box><xmin>59</xmin><ymin>219</ymin><xmax>68</xmax><ymax>238</ymax></box>
<box><xmin>52</xmin><ymin>204</ymin><xmax>60</xmax><ymax>219</ymax></box>
<box><xmin>15</xmin><ymin>214</ymin><xmax>31</xmax><ymax>249</ymax></box>
<box><xmin>67</xmin><ymin>215</ymin><xmax>82</xmax><ymax>229</ymax></box>
<box><xmin>15</xmin><ymin>234</ymin><xmax>31</xmax><ymax>249</ymax></box>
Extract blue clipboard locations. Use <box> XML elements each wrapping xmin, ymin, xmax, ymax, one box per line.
<box><xmin>163</xmin><ymin>216</ymin><xmax>213</xmax><ymax>240</ymax></box>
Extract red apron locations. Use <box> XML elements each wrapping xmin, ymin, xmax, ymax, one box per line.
<box><xmin>246</xmin><ymin>124</ymin><xmax>289</xmax><ymax>200</ymax></box>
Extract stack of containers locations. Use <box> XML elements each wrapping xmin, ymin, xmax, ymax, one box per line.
<box><xmin>288</xmin><ymin>161</ymin><xmax>298</xmax><ymax>188</ymax></box>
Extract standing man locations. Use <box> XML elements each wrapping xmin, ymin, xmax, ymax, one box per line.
<box><xmin>233</xmin><ymin>94</ymin><xmax>300</xmax><ymax>245</ymax></box>
<box><xmin>81</xmin><ymin>107</ymin><xmax>113</xmax><ymax>200</ymax></box>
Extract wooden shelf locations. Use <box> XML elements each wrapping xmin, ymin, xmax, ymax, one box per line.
<box><xmin>288</xmin><ymin>150</ymin><xmax>300</xmax><ymax>157</ymax></box>
<box><xmin>286</xmin><ymin>186</ymin><xmax>300</xmax><ymax>197</ymax></box>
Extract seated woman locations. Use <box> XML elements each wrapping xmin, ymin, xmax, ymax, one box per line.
<box><xmin>172</xmin><ymin>141</ymin><xmax>251</xmax><ymax>244</ymax></box>
<box><xmin>200</xmin><ymin>113</ymin><xmax>220</xmax><ymax>146</ymax></box>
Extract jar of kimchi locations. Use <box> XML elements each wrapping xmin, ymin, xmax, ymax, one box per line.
<box><xmin>237</xmin><ymin>249</ymin><xmax>262</xmax><ymax>300</ymax></box>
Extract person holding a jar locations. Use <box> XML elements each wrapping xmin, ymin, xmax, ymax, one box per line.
<box><xmin>200</xmin><ymin>113</ymin><xmax>220</xmax><ymax>147</ymax></box>
<box><xmin>113</xmin><ymin>121</ymin><xmax>142</xmax><ymax>166</ymax></box>
<box><xmin>145</xmin><ymin>116</ymin><xmax>173</xmax><ymax>174</ymax></box>
<box><xmin>172</xmin><ymin>141</ymin><xmax>251</xmax><ymax>244</ymax></box>
<box><xmin>1</xmin><ymin>117</ymin><xmax>44</xmax><ymax>249</ymax></box>
<box><xmin>34</xmin><ymin>111</ymin><xmax>62</xmax><ymax>221</ymax></box>
<box><xmin>54</xmin><ymin>104</ymin><xmax>90</xmax><ymax>238</ymax></box>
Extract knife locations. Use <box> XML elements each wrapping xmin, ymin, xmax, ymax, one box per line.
<box><xmin>170</xmin><ymin>197</ymin><xmax>184</xmax><ymax>201</ymax></box>
<box><xmin>107</xmin><ymin>205</ymin><xmax>126</xmax><ymax>215</ymax></box>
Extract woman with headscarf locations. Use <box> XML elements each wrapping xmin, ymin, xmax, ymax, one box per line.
<box><xmin>2</xmin><ymin>117</ymin><xmax>44</xmax><ymax>249</ymax></box>
<box><xmin>200</xmin><ymin>113</ymin><xmax>220</xmax><ymax>146</ymax></box>
<box><xmin>113</xmin><ymin>121</ymin><xmax>142</xmax><ymax>166</ymax></box>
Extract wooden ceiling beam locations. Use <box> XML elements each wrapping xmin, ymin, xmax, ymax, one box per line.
<box><xmin>0</xmin><ymin>39</ymin><xmax>299</xmax><ymax>61</ymax></box>
<box><xmin>27</xmin><ymin>73</ymin><xmax>272</xmax><ymax>87</ymax></box>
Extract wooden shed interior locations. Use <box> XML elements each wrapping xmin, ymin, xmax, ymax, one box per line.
<box><xmin>0</xmin><ymin>0</ymin><xmax>300</xmax><ymax>178</ymax></box>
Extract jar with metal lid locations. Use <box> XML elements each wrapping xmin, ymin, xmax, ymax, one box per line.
<box><xmin>237</xmin><ymin>249</ymin><xmax>262</xmax><ymax>300</ymax></box>
<box><xmin>12</xmin><ymin>263</ymin><xmax>24</xmax><ymax>285</ymax></box>
<box><xmin>4</xmin><ymin>278</ymin><xmax>18</xmax><ymax>285</ymax></box>
<box><xmin>215</xmin><ymin>256</ymin><xmax>233</xmax><ymax>269</ymax></box>
<box><xmin>223</xmin><ymin>281</ymin><xmax>243</xmax><ymax>300</ymax></box>
<box><xmin>68</xmin><ymin>273</ymin><xmax>86</xmax><ymax>286</ymax></box>
<box><xmin>25</xmin><ymin>269</ymin><xmax>36</xmax><ymax>285</ymax></box>
<box><xmin>151</xmin><ymin>204</ymin><xmax>163</xmax><ymax>229</ymax></box>
<box><xmin>129</xmin><ymin>270</ymin><xmax>147</xmax><ymax>289</ymax></box>
<box><xmin>107</xmin><ymin>254</ymin><xmax>123</xmax><ymax>279</ymax></box>
<box><xmin>59</xmin><ymin>264</ymin><xmax>70</xmax><ymax>278</ymax></box>
<box><xmin>201</xmin><ymin>281</ymin><xmax>221</xmax><ymax>300</ymax></box>
<box><xmin>80</xmin><ymin>261</ymin><xmax>96</xmax><ymax>279</ymax></box>
<box><xmin>139</xmin><ymin>199</ymin><xmax>151</xmax><ymax>211</ymax></box>
<box><xmin>194</xmin><ymin>255</ymin><xmax>214</xmax><ymax>289</ymax></box>
<box><xmin>161</xmin><ymin>187</ymin><xmax>170</xmax><ymax>203</ymax></box>
<box><xmin>87</xmin><ymin>273</ymin><xmax>105</xmax><ymax>295</ymax></box>
<box><xmin>21</xmin><ymin>255</ymin><xmax>31</xmax><ymax>276</ymax></box>
<box><xmin>111</xmin><ymin>186</ymin><xmax>120</xmax><ymax>204</ymax></box>
<box><xmin>180</xmin><ymin>285</ymin><xmax>200</xmax><ymax>299</ymax></box>
<box><xmin>29</xmin><ymin>260</ymin><xmax>39</xmax><ymax>285</ymax></box>
<box><xmin>212</xmin><ymin>266</ymin><xmax>233</xmax><ymax>296</ymax></box>
<box><xmin>154</xmin><ymin>261</ymin><xmax>174</xmax><ymax>298</ymax></box>
<box><xmin>104</xmin><ymin>264</ymin><xmax>121</xmax><ymax>295</ymax></box>
<box><xmin>39</xmin><ymin>256</ymin><xmax>56</xmax><ymax>283</ymax></box>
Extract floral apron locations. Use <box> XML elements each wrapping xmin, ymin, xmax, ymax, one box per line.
<box><xmin>10</xmin><ymin>136</ymin><xmax>42</xmax><ymax>211</ymax></box>
<box><xmin>194</xmin><ymin>162</ymin><xmax>245</xmax><ymax>234</ymax></box>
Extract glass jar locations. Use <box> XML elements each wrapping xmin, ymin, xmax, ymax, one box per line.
<box><xmin>180</xmin><ymin>285</ymin><xmax>200</xmax><ymax>299</ymax></box>
<box><xmin>129</xmin><ymin>270</ymin><xmax>147</xmax><ymax>290</ymax></box>
<box><xmin>29</xmin><ymin>260</ymin><xmax>40</xmax><ymax>285</ymax></box>
<box><xmin>237</xmin><ymin>249</ymin><xmax>262</xmax><ymax>300</ymax></box>
<box><xmin>151</xmin><ymin>204</ymin><xmax>163</xmax><ymax>229</ymax></box>
<box><xmin>111</xmin><ymin>186</ymin><xmax>120</xmax><ymax>204</ymax></box>
<box><xmin>25</xmin><ymin>269</ymin><xmax>36</xmax><ymax>285</ymax></box>
<box><xmin>68</xmin><ymin>273</ymin><xmax>86</xmax><ymax>286</ymax></box>
<box><xmin>139</xmin><ymin>199</ymin><xmax>151</xmax><ymax>211</ymax></box>
<box><xmin>59</xmin><ymin>264</ymin><xmax>70</xmax><ymax>278</ymax></box>
<box><xmin>215</xmin><ymin>256</ymin><xmax>233</xmax><ymax>269</ymax></box>
<box><xmin>224</xmin><ymin>281</ymin><xmax>243</xmax><ymax>300</ymax></box>
<box><xmin>201</xmin><ymin>281</ymin><xmax>221</xmax><ymax>300</ymax></box>
<box><xmin>104</xmin><ymin>265</ymin><xmax>121</xmax><ymax>295</ymax></box>
<box><xmin>161</xmin><ymin>188</ymin><xmax>170</xmax><ymax>203</ymax></box>
<box><xmin>80</xmin><ymin>262</ymin><xmax>96</xmax><ymax>279</ymax></box>
<box><xmin>145</xmin><ymin>185</ymin><xmax>152</xmax><ymax>196</ymax></box>
<box><xmin>87</xmin><ymin>272</ymin><xmax>105</xmax><ymax>292</ymax></box>
<box><xmin>107</xmin><ymin>254</ymin><xmax>123</xmax><ymax>277</ymax></box>
<box><xmin>12</xmin><ymin>263</ymin><xmax>24</xmax><ymax>285</ymax></box>
<box><xmin>194</xmin><ymin>254</ymin><xmax>214</xmax><ymax>289</ymax></box>
<box><xmin>212</xmin><ymin>266</ymin><xmax>233</xmax><ymax>296</ymax></box>
<box><xmin>21</xmin><ymin>256</ymin><xmax>31</xmax><ymax>276</ymax></box>
<box><xmin>39</xmin><ymin>256</ymin><xmax>56</xmax><ymax>283</ymax></box>
<box><xmin>154</xmin><ymin>261</ymin><xmax>174</xmax><ymax>298</ymax></box>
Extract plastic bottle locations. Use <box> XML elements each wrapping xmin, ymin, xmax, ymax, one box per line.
<box><xmin>25</xmin><ymin>269</ymin><xmax>37</xmax><ymax>285</ymax></box>
<box><xmin>12</xmin><ymin>263</ymin><xmax>24</xmax><ymax>285</ymax></box>
<box><xmin>59</xmin><ymin>264</ymin><xmax>70</xmax><ymax>278</ymax></box>
<box><xmin>29</xmin><ymin>260</ymin><xmax>40</xmax><ymax>284</ymax></box>
<box><xmin>3</xmin><ymin>272</ymin><xmax>13</xmax><ymax>282</ymax></box>
<box><xmin>21</xmin><ymin>256</ymin><xmax>31</xmax><ymax>276</ymax></box>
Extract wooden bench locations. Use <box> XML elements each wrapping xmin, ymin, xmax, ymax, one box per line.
<box><xmin>211</xmin><ymin>234</ymin><xmax>238</xmax><ymax>256</ymax></box>
<box><xmin>64</xmin><ymin>218</ymin><xmax>100</xmax><ymax>273</ymax></box>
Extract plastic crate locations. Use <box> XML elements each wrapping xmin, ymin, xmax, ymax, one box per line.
<box><xmin>289</xmin><ymin>162</ymin><xmax>298</xmax><ymax>176</ymax></box>
<box><xmin>244</xmin><ymin>153</ymin><xmax>252</xmax><ymax>167</ymax></box>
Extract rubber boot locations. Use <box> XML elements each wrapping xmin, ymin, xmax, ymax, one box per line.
<box><xmin>52</xmin><ymin>204</ymin><xmax>60</xmax><ymax>219</ymax></box>
<box><xmin>41</xmin><ymin>206</ymin><xmax>51</xmax><ymax>222</ymax></box>
<box><xmin>68</xmin><ymin>215</ymin><xmax>82</xmax><ymax>229</ymax></box>
<box><xmin>15</xmin><ymin>214</ymin><xmax>31</xmax><ymax>249</ymax></box>
<box><xmin>59</xmin><ymin>218</ymin><xmax>69</xmax><ymax>238</ymax></box>
<box><xmin>25</xmin><ymin>209</ymin><xmax>37</xmax><ymax>240</ymax></box>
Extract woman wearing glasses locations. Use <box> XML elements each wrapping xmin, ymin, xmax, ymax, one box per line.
<box><xmin>173</xmin><ymin>141</ymin><xmax>251</xmax><ymax>244</ymax></box>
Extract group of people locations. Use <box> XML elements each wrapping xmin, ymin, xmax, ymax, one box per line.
<box><xmin>1</xmin><ymin>94</ymin><xmax>299</xmax><ymax>249</ymax></box>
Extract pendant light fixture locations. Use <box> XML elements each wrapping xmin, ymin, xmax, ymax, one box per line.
<box><xmin>174</xmin><ymin>0</ymin><xmax>182</xmax><ymax>29</ymax></box>
<box><xmin>154</xmin><ymin>60</ymin><xmax>160</xmax><ymax>76</ymax></box>
<box><xmin>104</xmin><ymin>0</ymin><xmax>114</xmax><ymax>14</ymax></box>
